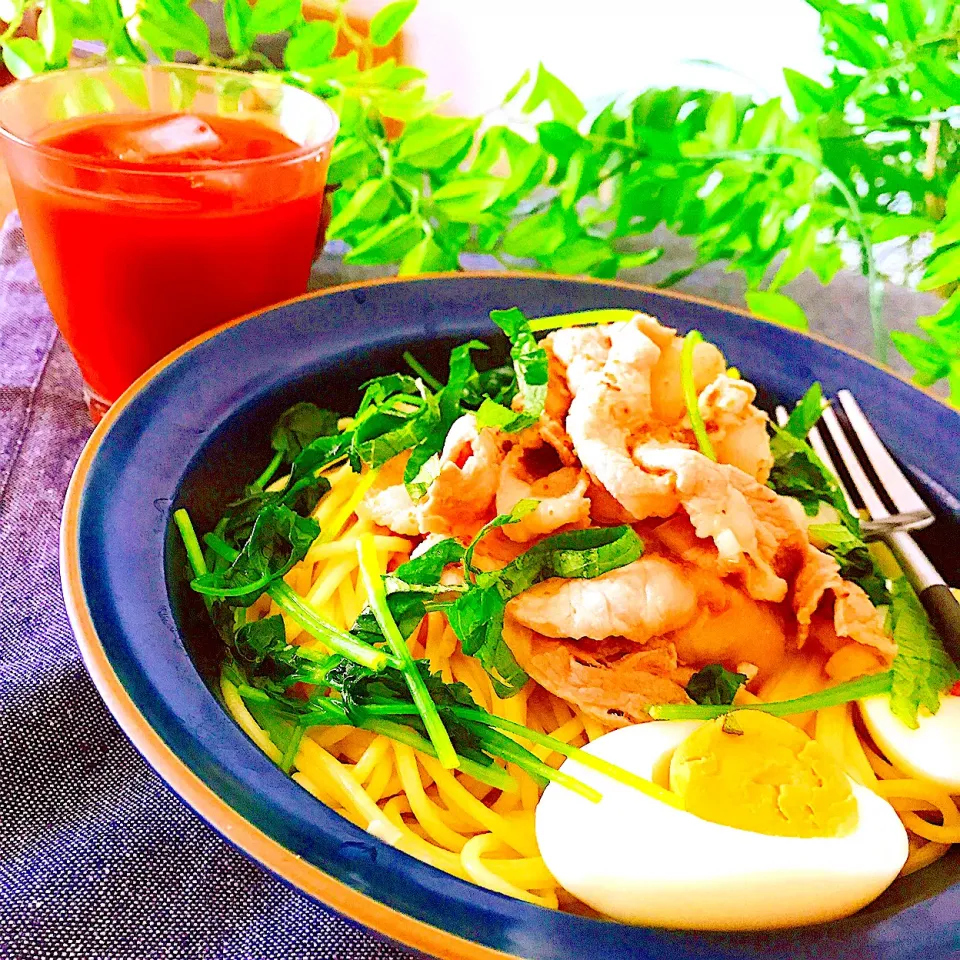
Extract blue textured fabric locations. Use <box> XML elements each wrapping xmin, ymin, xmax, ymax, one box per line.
<box><xmin>0</xmin><ymin>214</ymin><xmax>412</xmax><ymax>960</ymax></box>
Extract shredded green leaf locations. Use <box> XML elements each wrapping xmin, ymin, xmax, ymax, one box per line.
<box><xmin>679</xmin><ymin>330</ymin><xmax>716</xmax><ymax>461</ymax></box>
<box><xmin>446</xmin><ymin>524</ymin><xmax>644</xmax><ymax>697</ymax></box>
<box><xmin>474</xmin><ymin>308</ymin><xmax>548</xmax><ymax>434</ymax></box>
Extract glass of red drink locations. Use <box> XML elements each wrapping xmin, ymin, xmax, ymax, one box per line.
<box><xmin>0</xmin><ymin>63</ymin><xmax>339</xmax><ymax>420</ymax></box>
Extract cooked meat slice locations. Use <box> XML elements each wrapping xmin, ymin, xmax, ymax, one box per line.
<box><xmin>360</xmin><ymin>452</ymin><xmax>420</xmax><ymax>536</ymax></box>
<box><xmin>793</xmin><ymin>545</ymin><xmax>894</xmax><ymax>680</ymax></box>
<box><xmin>416</xmin><ymin>414</ymin><xmax>501</xmax><ymax>540</ymax></box>
<box><xmin>503</xmin><ymin>616</ymin><xmax>692</xmax><ymax>727</ymax></box>
<box><xmin>496</xmin><ymin>426</ymin><xmax>591</xmax><ymax>543</ymax></box>
<box><xmin>507</xmin><ymin>555</ymin><xmax>699</xmax><ymax>644</ymax></box>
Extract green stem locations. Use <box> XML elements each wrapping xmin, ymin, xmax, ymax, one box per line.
<box><xmin>649</xmin><ymin>670</ymin><xmax>893</xmax><ymax>720</ymax></box>
<box><xmin>203</xmin><ymin>533</ymin><xmax>396</xmax><ymax>672</ymax></box>
<box><xmin>680</xmin><ymin>331</ymin><xmax>717</xmax><ymax>461</ymax></box>
<box><xmin>280</xmin><ymin>722</ymin><xmax>306</xmax><ymax>773</ymax></box>
<box><xmin>461</xmin><ymin>721</ymin><xmax>601</xmax><ymax>803</ymax></box>
<box><xmin>251</xmin><ymin>450</ymin><xmax>285</xmax><ymax>493</ymax></box>
<box><xmin>173</xmin><ymin>509</ymin><xmax>208</xmax><ymax>577</ymax></box>
<box><xmin>402</xmin><ymin>351</ymin><xmax>443</xmax><ymax>391</ymax></box>
<box><xmin>361</xmin><ymin>717</ymin><xmax>514</xmax><ymax>791</ymax></box>
<box><xmin>357</xmin><ymin>534</ymin><xmax>460</xmax><ymax>770</ymax></box>
<box><xmin>447</xmin><ymin>707</ymin><xmax>681</xmax><ymax>808</ymax></box>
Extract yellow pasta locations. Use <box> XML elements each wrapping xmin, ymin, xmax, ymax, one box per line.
<box><xmin>221</xmin><ymin>466</ymin><xmax>958</xmax><ymax>909</ymax></box>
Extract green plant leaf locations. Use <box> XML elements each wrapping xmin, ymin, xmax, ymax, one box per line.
<box><xmin>503</xmin><ymin>203</ymin><xmax>567</xmax><ymax>259</ymax></box>
<box><xmin>522</xmin><ymin>63</ymin><xmax>586</xmax><ymax>128</ymax></box>
<box><xmin>2</xmin><ymin>38</ymin><xmax>46</xmax><ymax>78</ymax></box>
<box><xmin>248</xmin><ymin>0</ymin><xmax>301</xmax><ymax>36</ymax></box>
<box><xmin>618</xmin><ymin>248</ymin><xmax>665</xmax><ymax>269</ymax></box>
<box><xmin>501</xmin><ymin>68</ymin><xmax>531</xmax><ymax>106</ymax></box>
<box><xmin>398</xmin><ymin>236</ymin><xmax>454</xmax><ymax>275</ymax></box>
<box><xmin>917</xmin><ymin>246</ymin><xmax>960</xmax><ymax>291</ymax></box>
<box><xmin>783</xmin><ymin>68</ymin><xmax>834</xmax><ymax>114</ymax></box>
<box><xmin>38</xmin><ymin>0</ymin><xmax>71</xmax><ymax>65</ymax></box>
<box><xmin>890</xmin><ymin>331</ymin><xmax>951</xmax><ymax>387</ymax></box>
<box><xmin>431</xmin><ymin>177</ymin><xmax>502</xmax><ymax>221</ymax></box>
<box><xmin>888</xmin><ymin>576</ymin><xmax>960</xmax><ymax>728</ymax></box>
<box><xmin>326</xmin><ymin>136</ymin><xmax>377</xmax><ymax>186</ymax></box>
<box><xmin>326</xmin><ymin>178</ymin><xmax>395</xmax><ymax>239</ymax></box>
<box><xmin>745</xmin><ymin>290</ymin><xmax>809</xmax><ymax>330</ymax></box>
<box><xmin>396</xmin><ymin>115</ymin><xmax>480</xmax><ymax>169</ymax></box>
<box><xmin>223</xmin><ymin>0</ymin><xmax>252</xmax><ymax>54</ymax></box>
<box><xmin>885</xmin><ymin>0</ymin><xmax>925</xmax><ymax>43</ymax></box>
<box><xmin>703</xmin><ymin>91</ymin><xmax>738</xmax><ymax>148</ymax></box>
<box><xmin>139</xmin><ymin>0</ymin><xmax>211</xmax><ymax>59</ymax></box>
<box><xmin>369</xmin><ymin>0</ymin><xmax>416</xmax><ymax>45</ymax></box>
<box><xmin>343</xmin><ymin>215</ymin><xmax>424</xmax><ymax>265</ymax></box>
<box><xmin>284</xmin><ymin>19</ymin><xmax>337</xmax><ymax>70</ymax></box>
<box><xmin>871</xmin><ymin>214</ymin><xmax>938</xmax><ymax>243</ymax></box>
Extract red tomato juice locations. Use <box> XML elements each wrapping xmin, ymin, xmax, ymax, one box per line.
<box><xmin>12</xmin><ymin>112</ymin><xmax>328</xmax><ymax>408</ymax></box>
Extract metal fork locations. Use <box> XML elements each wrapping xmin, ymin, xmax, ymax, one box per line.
<box><xmin>775</xmin><ymin>390</ymin><xmax>960</xmax><ymax>667</ymax></box>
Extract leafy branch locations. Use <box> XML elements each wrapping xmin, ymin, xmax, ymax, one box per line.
<box><xmin>9</xmin><ymin>0</ymin><xmax>960</xmax><ymax>400</ymax></box>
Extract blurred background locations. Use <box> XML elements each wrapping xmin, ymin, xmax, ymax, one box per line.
<box><xmin>350</xmin><ymin>0</ymin><xmax>830</xmax><ymax>113</ymax></box>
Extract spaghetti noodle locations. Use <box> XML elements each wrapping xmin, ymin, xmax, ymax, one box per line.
<box><xmin>222</xmin><ymin>466</ymin><xmax>959</xmax><ymax>903</ymax></box>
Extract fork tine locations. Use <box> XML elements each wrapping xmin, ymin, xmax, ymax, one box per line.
<box><xmin>836</xmin><ymin>390</ymin><xmax>932</xmax><ymax>518</ymax></box>
<box><xmin>776</xmin><ymin>404</ymin><xmax>857</xmax><ymax>513</ymax></box>
<box><xmin>807</xmin><ymin>423</ymin><xmax>858</xmax><ymax>514</ymax></box>
<box><xmin>818</xmin><ymin>405</ymin><xmax>890</xmax><ymax>520</ymax></box>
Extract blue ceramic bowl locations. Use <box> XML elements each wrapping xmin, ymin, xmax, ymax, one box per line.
<box><xmin>62</xmin><ymin>274</ymin><xmax>960</xmax><ymax>960</ymax></box>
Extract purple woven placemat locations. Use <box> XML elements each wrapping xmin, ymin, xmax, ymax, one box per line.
<box><xmin>0</xmin><ymin>213</ymin><xmax>412</xmax><ymax>960</ymax></box>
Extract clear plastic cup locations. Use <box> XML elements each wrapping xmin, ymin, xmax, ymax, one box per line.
<box><xmin>0</xmin><ymin>63</ymin><xmax>339</xmax><ymax>421</ymax></box>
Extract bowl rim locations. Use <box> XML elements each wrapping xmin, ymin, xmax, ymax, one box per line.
<box><xmin>60</xmin><ymin>271</ymin><xmax>958</xmax><ymax>960</ymax></box>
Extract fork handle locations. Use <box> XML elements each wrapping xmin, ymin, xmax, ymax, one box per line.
<box><xmin>920</xmin><ymin>584</ymin><xmax>960</xmax><ymax>669</ymax></box>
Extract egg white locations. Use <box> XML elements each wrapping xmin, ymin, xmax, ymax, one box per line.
<box><xmin>859</xmin><ymin>693</ymin><xmax>960</xmax><ymax>792</ymax></box>
<box><xmin>535</xmin><ymin>721</ymin><xmax>909</xmax><ymax>930</ymax></box>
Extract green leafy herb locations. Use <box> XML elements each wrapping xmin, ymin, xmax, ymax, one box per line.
<box><xmin>191</xmin><ymin>504</ymin><xmax>319</xmax><ymax>605</ymax></box>
<box><xmin>768</xmin><ymin>385</ymin><xmax>857</xmax><ymax>529</ymax></box>
<box><xmin>888</xmin><ymin>576</ymin><xmax>960</xmax><ymax>728</ymax></box>
<box><xmin>769</xmin><ymin>384</ymin><xmax>890</xmax><ymax>603</ymax></box>
<box><xmin>271</xmin><ymin>403</ymin><xmax>339</xmax><ymax>464</ymax></box>
<box><xmin>783</xmin><ymin>381</ymin><xmax>826</xmax><ymax>439</ymax></box>
<box><xmin>474</xmin><ymin>308</ymin><xmax>549</xmax><ymax>434</ymax></box>
<box><xmin>447</xmin><ymin>524</ymin><xmax>644</xmax><ymax>696</ymax></box>
<box><xmin>686</xmin><ymin>664</ymin><xmax>747</xmax><ymax>706</ymax></box>
<box><xmin>809</xmin><ymin>522</ymin><xmax>890</xmax><ymax>606</ymax></box>
<box><xmin>202</xmin><ymin>531</ymin><xmax>394</xmax><ymax>672</ymax></box>
<box><xmin>402</xmin><ymin>340</ymin><xmax>488</xmax><ymax>499</ymax></box>
<box><xmin>356</xmin><ymin>532</ymin><xmax>459</xmax><ymax>768</ymax></box>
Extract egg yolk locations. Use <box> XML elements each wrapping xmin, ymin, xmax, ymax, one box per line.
<box><xmin>668</xmin><ymin>712</ymin><xmax>858</xmax><ymax>838</ymax></box>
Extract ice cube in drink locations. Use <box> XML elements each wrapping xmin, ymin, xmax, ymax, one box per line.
<box><xmin>114</xmin><ymin>114</ymin><xmax>223</xmax><ymax>162</ymax></box>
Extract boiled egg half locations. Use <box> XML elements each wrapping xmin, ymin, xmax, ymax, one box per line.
<box><xmin>536</xmin><ymin>712</ymin><xmax>908</xmax><ymax>929</ymax></box>
<box><xmin>859</xmin><ymin>690</ymin><xmax>960</xmax><ymax>792</ymax></box>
